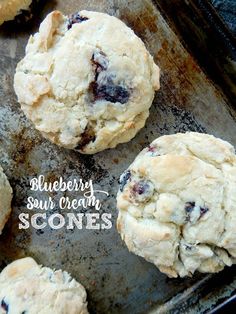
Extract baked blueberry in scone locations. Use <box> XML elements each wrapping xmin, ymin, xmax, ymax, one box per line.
<box><xmin>0</xmin><ymin>257</ymin><xmax>88</xmax><ymax>314</ymax></box>
<box><xmin>0</xmin><ymin>166</ymin><xmax>12</xmax><ymax>234</ymax></box>
<box><xmin>14</xmin><ymin>10</ymin><xmax>160</xmax><ymax>154</ymax></box>
<box><xmin>117</xmin><ymin>132</ymin><xmax>236</xmax><ymax>277</ymax></box>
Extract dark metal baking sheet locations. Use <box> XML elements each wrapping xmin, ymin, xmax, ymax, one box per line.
<box><xmin>0</xmin><ymin>0</ymin><xmax>236</xmax><ymax>313</ymax></box>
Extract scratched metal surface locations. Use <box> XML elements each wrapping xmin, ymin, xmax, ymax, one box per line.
<box><xmin>0</xmin><ymin>0</ymin><xmax>236</xmax><ymax>313</ymax></box>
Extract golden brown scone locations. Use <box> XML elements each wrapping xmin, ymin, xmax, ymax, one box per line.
<box><xmin>117</xmin><ymin>132</ymin><xmax>236</xmax><ymax>277</ymax></box>
<box><xmin>0</xmin><ymin>0</ymin><xmax>32</xmax><ymax>25</ymax></box>
<box><xmin>14</xmin><ymin>10</ymin><xmax>160</xmax><ymax>154</ymax></box>
<box><xmin>0</xmin><ymin>166</ymin><xmax>12</xmax><ymax>234</ymax></box>
<box><xmin>0</xmin><ymin>257</ymin><xmax>89</xmax><ymax>314</ymax></box>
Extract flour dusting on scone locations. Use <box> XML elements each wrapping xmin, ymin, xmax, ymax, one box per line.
<box><xmin>0</xmin><ymin>257</ymin><xmax>88</xmax><ymax>314</ymax></box>
<box><xmin>14</xmin><ymin>10</ymin><xmax>160</xmax><ymax>154</ymax></box>
<box><xmin>0</xmin><ymin>166</ymin><xmax>12</xmax><ymax>234</ymax></box>
<box><xmin>117</xmin><ymin>132</ymin><xmax>236</xmax><ymax>277</ymax></box>
<box><xmin>0</xmin><ymin>0</ymin><xmax>32</xmax><ymax>25</ymax></box>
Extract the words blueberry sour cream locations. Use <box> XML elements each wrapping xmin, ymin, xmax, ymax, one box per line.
<box><xmin>19</xmin><ymin>175</ymin><xmax>112</xmax><ymax>230</ymax></box>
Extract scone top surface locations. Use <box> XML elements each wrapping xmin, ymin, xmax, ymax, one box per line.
<box><xmin>117</xmin><ymin>132</ymin><xmax>236</xmax><ymax>277</ymax></box>
<box><xmin>0</xmin><ymin>166</ymin><xmax>12</xmax><ymax>234</ymax></box>
<box><xmin>14</xmin><ymin>10</ymin><xmax>160</xmax><ymax>154</ymax></box>
<box><xmin>0</xmin><ymin>257</ymin><xmax>88</xmax><ymax>314</ymax></box>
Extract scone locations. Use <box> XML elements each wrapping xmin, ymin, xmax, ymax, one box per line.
<box><xmin>14</xmin><ymin>10</ymin><xmax>160</xmax><ymax>154</ymax></box>
<box><xmin>0</xmin><ymin>166</ymin><xmax>12</xmax><ymax>234</ymax></box>
<box><xmin>0</xmin><ymin>0</ymin><xmax>32</xmax><ymax>25</ymax></box>
<box><xmin>0</xmin><ymin>257</ymin><xmax>88</xmax><ymax>314</ymax></box>
<box><xmin>117</xmin><ymin>132</ymin><xmax>236</xmax><ymax>278</ymax></box>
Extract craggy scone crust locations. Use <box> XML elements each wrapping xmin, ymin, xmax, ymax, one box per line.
<box><xmin>0</xmin><ymin>0</ymin><xmax>32</xmax><ymax>25</ymax></box>
<box><xmin>14</xmin><ymin>10</ymin><xmax>160</xmax><ymax>154</ymax></box>
<box><xmin>0</xmin><ymin>166</ymin><xmax>12</xmax><ymax>234</ymax></box>
<box><xmin>0</xmin><ymin>257</ymin><xmax>88</xmax><ymax>314</ymax></box>
<box><xmin>117</xmin><ymin>132</ymin><xmax>236</xmax><ymax>278</ymax></box>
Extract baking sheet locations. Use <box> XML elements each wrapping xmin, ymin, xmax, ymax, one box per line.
<box><xmin>0</xmin><ymin>0</ymin><xmax>236</xmax><ymax>313</ymax></box>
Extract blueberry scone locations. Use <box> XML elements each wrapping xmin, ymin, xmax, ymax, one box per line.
<box><xmin>14</xmin><ymin>10</ymin><xmax>160</xmax><ymax>154</ymax></box>
<box><xmin>0</xmin><ymin>0</ymin><xmax>32</xmax><ymax>25</ymax></box>
<box><xmin>0</xmin><ymin>166</ymin><xmax>12</xmax><ymax>234</ymax></box>
<box><xmin>117</xmin><ymin>132</ymin><xmax>236</xmax><ymax>278</ymax></box>
<box><xmin>0</xmin><ymin>257</ymin><xmax>88</xmax><ymax>314</ymax></box>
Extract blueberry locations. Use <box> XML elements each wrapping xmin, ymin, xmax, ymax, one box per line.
<box><xmin>119</xmin><ymin>170</ymin><xmax>131</xmax><ymax>192</ymax></box>
<box><xmin>92</xmin><ymin>82</ymin><xmax>130</xmax><ymax>104</ymax></box>
<box><xmin>185</xmin><ymin>202</ymin><xmax>195</xmax><ymax>222</ymax></box>
<box><xmin>147</xmin><ymin>146</ymin><xmax>156</xmax><ymax>153</ymax></box>
<box><xmin>200</xmin><ymin>206</ymin><xmax>209</xmax><ymax>218</ymax></box>
<box><xmin>185</xmin><ymin>202</ymin><xmax>195</xmax><ymax>213</ymax></box>
<box><xmin>131</xmin><ymin>180</ymin><xmax>154</xmax><ymax>202</ymax></box>
<box><xmin>90</xmin><ymin>50</ymin><xmax>130</xmax><ymax>104</ymax></box>
<box><xmin>184</xmin><ymin>244</ymin><xmax>193</xmax><ymax>251</ymax></box>
<box><xmin>185</xmin><ymin>202</ymin><xmax>209</xmax><ymax>222</ymax></box>
<box><xmin>146</xmin><ymin>145</ymin><xmax>160</xmax><ymax>156</ymax></box>
<box><xmin>132</xmin><ymin>181</ymin><xmax>148</xmax><ymax>195</ymax></box>
<box><xmin>67</xmin><ymin>13</ymin><xmax>88</xmax><ymax>30</ymax></box>
<box><xmin>92</xmin><ymin>51</ymin><xmax>109</xmax><ymax>76</ymax></box>
<box><xmin>75</xmin><ymin>125</ymin><xmax>96</xmax><ymax>151</ymax></box>
<box><xmin>1</xmin><ymin>299</ymin><xmax>9</xmax><ymax>313</ymax></box>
